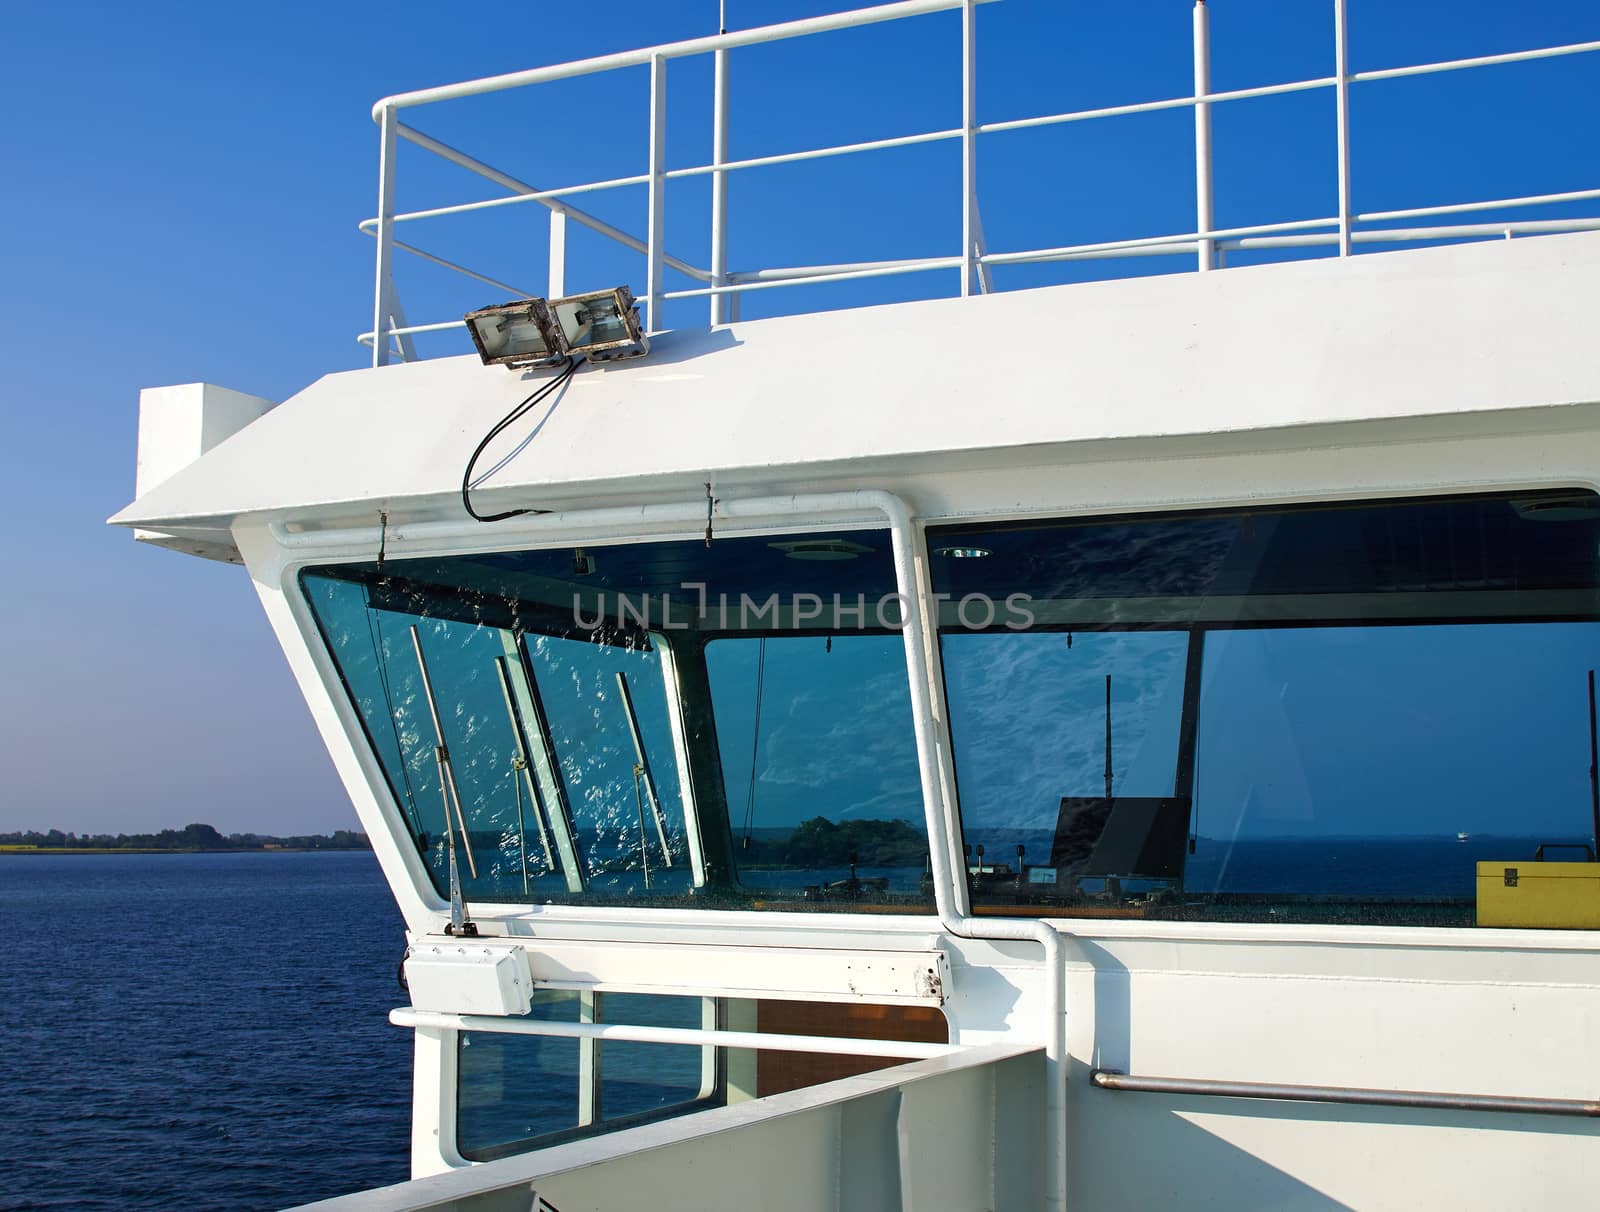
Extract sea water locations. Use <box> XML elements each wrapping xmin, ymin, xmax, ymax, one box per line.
<box><xmin>2</xmin><ymin>837</ymin><xmax>1589</xmax><ymax>1209</ymax></box>
<box><xmin>0</xmin><ymin>852</ymin><xmax>409</xmax><ymax>1211</ymax></box>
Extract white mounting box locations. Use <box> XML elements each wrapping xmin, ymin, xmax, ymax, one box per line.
<box><xmin>404</xmin><ymin>942</ymin><xmax>533</xmax><ymax>1016</ymax></box>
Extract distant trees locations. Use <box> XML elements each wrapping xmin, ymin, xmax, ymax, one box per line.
<box><xmin>743</xmin><ymin>816</ymin><xmax>927</xmax><ymax>868</ymax></box>
<box><xmin>0</xmin><ymin>824</ymin><xmax>371</xmax><ymax>851</ymax></box>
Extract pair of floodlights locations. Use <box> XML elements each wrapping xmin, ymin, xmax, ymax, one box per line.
<box><xmin>465</xmin><ymin>286</ymin><xmax>649</xmax><ymax>369</ymax></box>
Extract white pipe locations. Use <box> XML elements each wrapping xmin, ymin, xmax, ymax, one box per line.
<box><xmin>1223</xmin><ymin>218</ymin><xmax>1600</xmax><ymax>249</ymax></box>
<box><xmin>365</xmin><ymin>174</ymin><xmax>652</xmax><ymax>227</ymax></box>
<box><xmin>980</xmin><ymin>215</ymin><xmax>1339</xmax><ymax>266</ymax></box>
<box><xmin>710</xmin><ymin>46</ymin><xmax>731</xmax><ymax>326</ymax></box>
<box><xmin>1352</xmin><ymin>37</ymin><xmax>1600</xmax><ymax>85</ymax></box>
<box><xmin>369</xmin><ymin>207</ymin><xmax>1600</xmax><ymax>344</ymax></box>
<box><xmin>977</xmin><ymin>75</ymin><xmax>1337</xmax><ymax>137</ymax></box>
<box><xmin>873</xmin><ymin>490</ymin><xmax>1069</xmax><ymax>1212</ymax></box>
<box><xmin>646</xmin><ymin>54</ymin><xmax>668</xmax><ymax>335</ymax></box>
<box><xmin>960</xmin><ymin>0</ymin><xmax>979</xmax><ymax>297</ymax></box>
<box><xmin>1334</xmin><ymin>0</ymin><xmax>1352</xmax><ymax>257</ymax></box>
<box><xmin>371</xmin><ymin>1</ymin><xmax>999</xmax><ymax>119</ymax></box>
<box><xmin>1193</xmin><ymin>1</ymin><xmax>1214</xmax><ymax>271</ymax></box>
<box><xmin>391</xmin><ymin>124</ymin><xmax>712</xmax><ymax>283</ymax></box>
<box><xmin>670</xmin><ymin>125</ymin><xmax>962</xmax><ymax>180</ymax></box>
<box><xmin>731</xmin><ymin>255</ymin><xmax>955</xmax><ymax>281</ymax></box>
<box><xmin>372</xmin><ymin>106</ymin><xmax>398</xmax><ymax>370</ymax></box>
<box><xmin>385</xmin><ymin>239</ymin><xmax>535</xmax><ymax>299</ymax></box>
<box><xmin>391</xmin><ymin>1007</ymin><xmax>960</xmax><ymax>1060</ymax></box>
<box><xmin>665</xmin><ymin>257</ymin><xmax>963</xmax><ymax>299</ymax></box>
<box><xmin>1361</xmin><ymin>187</ymin><xmax>1600</xmax><ymax>222</ymax></box>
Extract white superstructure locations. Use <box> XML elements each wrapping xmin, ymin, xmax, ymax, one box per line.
<box><xmin>114</xmin><ymin>4</ymin><xmax>1600</xmax><ymax>1209</ymax></box>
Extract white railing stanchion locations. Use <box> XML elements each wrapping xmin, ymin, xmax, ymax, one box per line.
<box><xmin>373</xmin><ymin>105</ymin><xmax>400</xmax><ymax>368</ymax></box>
<box><xmin>548</xmin><ymin>210</ymin><xmax>567</xmax><ymax>299</ymax></box>
<box><xmin>1334</xmin><ymin>0</ymin><xmax>1353</xmax><ymax>257</ymax></box>
<box><xmin>711</xmin><ymin>46</ymin><xmax>732</xmax><ymax>326</ymax></box>
<box><xmin>1193</xmin><ymin>1</ymin><xmax>1215</xmax><ymax>271</ymax></box>
<box><xmin>647</xmin><ymin>53</ymin><xmax>668</xmax><ymax>334</ymax></box>
<box><xmin>713</xmin><ymin>47</ymin><xmax>732</xmax><ymax>324</ymax></box>
<box><xmin>960</xmin><ymin>0</ymin><xmax>980</xmax><ymax>295</ymax></box>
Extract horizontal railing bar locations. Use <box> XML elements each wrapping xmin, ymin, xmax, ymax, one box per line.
<box><xmin>668</xmin><ymin>126</ymin><xmax>963</xmax><ymax>179</ymax></box>
<box><xmin>363</xmin><ymin>174</ymin><xmax>652</xmax><ymax>228</ymax></box>
<box><xmin>1225</xmin><ymin>218</ymin><xmax>1600</xmax><ymax>248</ymax></box>
<box><xmin>357</xmin><ymin>319</ymin><xmax>467</xmax><ymax>346</ymax></box>
<box><xmin>394</xmin><ymin>123</ymin><xmax>712</xmax><ymax>283</ymax></box>
<box><xmin>1091</xmin><ymin>1070</ymin><xmax>1600</xmax><ymax>1117</ymax></box>
<box><xmin>664</xmin><ymin>257</ymin><xmax>964</xmax><ymax>298</ymax></box>
<box><xmin>385</xmin><ymin>239</ymin><xmax>537</xmax><ymax>298</ymax></box>
<box><xmin>1352</xmin><ymin>37</ymin><xmax>1600</xmax><ymax>85</ymax></box>
<box><xmin>979</xmin><ymin>75</ymin><xmax>1338</xmax><ymax>137</ymax></box>
<box><xmin>364</xmin><ymin>216</ymin><xmax>1600</xmax><ymax>344</ymax></box>
<box><xmin>373</xmin><ymin>0</ymin><xmax>997</xmax><ymax>118</ymax></box>
<box><xmin>729</xmin><ymin>255</ymin><xmax>952</xmax><ymax>282</ymax></box>
<box><xmin>1360</xmin><ymin>187</ymin><xmax>1600</xmax><ymax>222</ymax></box>
<box><xmin>981</xmin><ymin>216</ymin><xmax>1340</xmax><ymax>266</ymax></box>
<box><xmin>392</xmin><ymin>1007</ymin><xmax>962</xmax><ymax>1059</ymax></box>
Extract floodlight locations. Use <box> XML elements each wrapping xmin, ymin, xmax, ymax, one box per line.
<box><xmin>464</xmin><ymin>299</ymin><xmax>564</xmax><ymax>369</ymax></box>
<box><xmin>549</xmin><ymin>287</ymin><xmax>649</xmax><ymax>361</ymax></box>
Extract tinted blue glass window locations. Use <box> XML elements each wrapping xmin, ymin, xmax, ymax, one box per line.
<box><xmin>457</xmin><ymin>992</ymin><xmax>715</xmax><ymax>1162</ymax></box>
<box><xmin>300</xmin><ymin>528</ymin><xmax>927</xmax><ymax>910</ymax></box>
<box><xmin>706</xmin><ymin>634</ymin><xmax>930</xmax><ymax>905</ymax></box>
<box><xmin>930</xmin><ymin>491</ymin><xmax>1600</xmax><ymax>926</ymax></box>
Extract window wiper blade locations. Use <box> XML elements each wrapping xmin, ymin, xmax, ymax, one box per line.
<box><xmin>409</xmin><ymin>624</ymin><xmax>478</xmax><ymax>935</ymax></box>
<box><xmin>615</xmin><ymin>670</ymin><xmax>673</xmax><ymax>868</ymax></box>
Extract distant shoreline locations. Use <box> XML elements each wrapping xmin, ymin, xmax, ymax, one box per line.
<box><xmin>0</xmin><ymin>846</ymin><xmax>368</xmax><ymax>856</ymax></box>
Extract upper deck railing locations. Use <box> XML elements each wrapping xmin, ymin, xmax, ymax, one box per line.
<box><xmin>361</xmin><ymin>0</ymin><xmax>1600</xmax><ymax>366</ymax></box>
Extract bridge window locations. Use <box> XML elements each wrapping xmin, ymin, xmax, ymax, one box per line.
<box><xmin>457</xmin><ymin>991</ymin><xmax>715</xmax><ymax>1161</ymax></box>
<box><xmin>300</xmin><ymin>528</ymin><xmax>930</xmax><ymax>911</ymax></box>
<box><xmin>931</xmin><ymin>490</ymin><xmax>1600</xmax><ymax>927</ymax></box>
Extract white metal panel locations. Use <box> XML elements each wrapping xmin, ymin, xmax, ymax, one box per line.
<box><xmin>403</xmin><ymin>943</ymin><xmax>532</xmax><ymax>1016</ymax></box>
<box><xmin>112</xmin><ymin>231</ymin><xmax>1600</xmax><ymax>534</ymax></box>
<box><xmin>1063</xmin><ymin>926</ymin><xmax>1600</xmax><ymax>1210</ymax></box>
<box><xmin>510</xmin><ymin>937</ymin><xmax>951</xmax><ymax>1005</ymax></box>
<box><xmin>290</xmin><ymin>1044</ymin><xmax>1042</xmax><ymax>1212</ymax></box>
<box><xmin>131</xmin><ymin>382</ymin><xmax>275</xmax><ymax>558</ymax></box>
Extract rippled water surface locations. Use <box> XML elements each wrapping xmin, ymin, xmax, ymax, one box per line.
<box><xmin>0</xmin><ymin>852</ymin><xmax>410</xmax><ymax>1211</ymax></box>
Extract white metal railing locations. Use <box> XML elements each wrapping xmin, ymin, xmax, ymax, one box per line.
<box><xmin>361</xmin><ymin>0</ymin><xmax>1600</xmax><ymax>365</ymax></box>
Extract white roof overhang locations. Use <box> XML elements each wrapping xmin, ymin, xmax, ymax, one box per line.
<box><xmin>110</xmin><ymin>230</ymin><xmax>1600</xmax><ymax>553</ymax></box>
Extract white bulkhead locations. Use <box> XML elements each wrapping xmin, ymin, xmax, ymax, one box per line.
<box><xmin>114</xmin><ymin>228</ymin><xmax>1600</xmax><ymax>1209</ymax></box>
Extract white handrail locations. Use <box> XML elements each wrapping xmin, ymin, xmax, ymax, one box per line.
<box><xmin>363</xmin><ymin>1</ymin><xmax>1600</xmax><ymax>365</ymax></box>
<box><xmin>391</xmin><ymin>1007</ymin><xmax>959</xmax><ymax>1060</ymax></box>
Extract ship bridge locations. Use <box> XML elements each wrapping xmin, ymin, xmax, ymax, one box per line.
<box><xmin>112</xmin><ymin>3</ymin><xmax>1600</xmax><ymax>1210</ymax></box>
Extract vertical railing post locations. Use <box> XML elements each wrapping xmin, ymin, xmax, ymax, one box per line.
<box><xmin>710</xmin><ymin>45</ymin><xmax>732</xmax><ymax>326</ymax></box>
<box><xmin>577</xmin><ymin>990</ymin><xmax>602</xmax><ymax>1128</ymax></box>
<box><xmin>960</xmin><ymin>0</ymin><xmax>979</xmax><ymax>296</ymax></box>
<box><xmin>548</xmin><ymin>209</ymin><xmax>567</xmax><ymax>298</ymax></box>
<box><xmin>1192</xmin><ymin>0</ymin><xmax>1214</xmax><ymax>271</ymax></box>
<box><xmin>646</xmin><ymin>53</ymin><xmax>668</xmax><ymax>334</ymax></box>
<box><xmin>373</xmin><ymin>103</ymin><xmax>399</xmax><ymax>367</ymax></box>
<box><xmin>1334</xmin><ymin>0</ymin><xmax>1353</xmax><ymax>256</ymax></box>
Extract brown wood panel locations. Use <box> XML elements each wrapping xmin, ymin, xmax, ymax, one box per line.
<box><xmin>755</xmin><ymin>1000</ymin><xmax>949</xmax><ymax>1097</ymax></box>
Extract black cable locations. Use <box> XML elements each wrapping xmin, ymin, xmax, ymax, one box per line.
<box><xmin>461</xmin><ymin>357</ymin><xmax>583</xmax><ymax>522</ymax></box>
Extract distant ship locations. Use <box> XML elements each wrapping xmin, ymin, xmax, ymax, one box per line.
<box><xmin>1458</xmin><ymin>832</ymin><xmax>1471</xmax><ymax>842</ymax></box>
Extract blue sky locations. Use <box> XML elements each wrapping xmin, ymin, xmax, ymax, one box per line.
<box><xmin>1</xmin><ymin>0</ymin><xmax>1596</xmax><ymax>834</ymax></box>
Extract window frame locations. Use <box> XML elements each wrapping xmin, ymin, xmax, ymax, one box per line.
<box><xmin>925</xmin><ymin>488</ymin><xmax>1600</xmax><ymax>928</ymax></box>
<box><xmin>455</xmin><ymin>992</ymin><xmax>726</xmax><ymax>1163</ymax></box>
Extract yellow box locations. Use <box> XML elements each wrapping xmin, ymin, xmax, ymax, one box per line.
<box><xmin>1476</xmin><ymin>861</ymin><xmax>1600</xmax><ymax>928</ymax></box>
